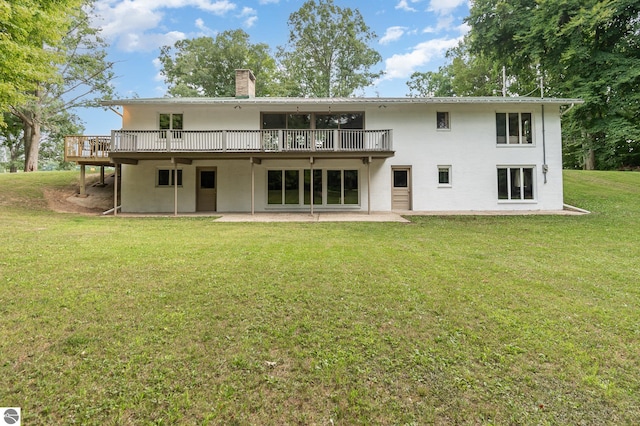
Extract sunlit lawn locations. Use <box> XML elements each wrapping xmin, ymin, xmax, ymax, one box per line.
<box><xmin>0</xmin><ymin>170</ymin><xmax>639</xmax><ymax>424</ymax></box>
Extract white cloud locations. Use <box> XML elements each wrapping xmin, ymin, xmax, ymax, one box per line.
<box><xmin>92</xmin><ymin>0</ymin><xmax>236</xmax><ymax>52</ymax></box>
<box><xmin>380</xmin><ymin>26</ymin><xmax>408</xmax><ymax>45</ymax></box>
<box><xmin>238</xmin><ymin>6</ymin><xmax>257</xmax><ymax>28</ymax></box>
<box><xmin>118</xmin><ymin>30</ymin><xmax>186</xmax><ymax>52</ymax></box>
<box><xmin>244</xmin><ymin>16</ymin><xmax>258</xmax><ymax>28</ymax></box>
<box><xmin>395</xmin><ymin>0</ymin><xmax>420</xmax><ymax>12</ymax></box>
<box><xmin>428</xmin><ymin>0</ymin><xmax>467</xmax><ymax>15</ymax></box>
<box><xmin>152</xmin><ymin>58</ymin><xmax>165</xmax><ymax>82</ymax></box>
<box><xmin>382</xmin><ymin>36</ymin><xmax>462</xmax><ymax>80</ymax></box>
<box><xmin>239</xmin><ymin>6</ymin><xmax>256</xmax><ymax>16</ymax></box>
<box><xmin>194</xmin><ymin>18</ymin><xmax>219</xmax><ymax>37</ymax></box>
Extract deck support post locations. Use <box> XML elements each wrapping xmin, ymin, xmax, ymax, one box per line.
<box><xmin>79</xmin><ymin>164</ymin><xmax>87</xmax><ymax>197</ymax></box>
<box><xmin>366</xmin><ymin>156</ymin><xmax>372</xmax><ymax>215</ymax></box>
<box><xmin>173</xmin><ymin>160</ymin><xmax>178</xmax><ymax>217</ymax></box>
<box><xmin>114</xmin><ymin>164</ymin><xmax>118</xmax><ymax>216</ymax></box>
<box><xmin>251</xmin><ymin>158</ymin><xmax>255</xmax><ymax>215</ymax></box>
<box><xmin>310</xmin><ymin>157</ymin><xmax>314</xmax><ymax>216</ymax></box>
<box><xmin>100</xmin><ymin>166</ymin><xmax>105</xmax><ymax>185</ymax></box>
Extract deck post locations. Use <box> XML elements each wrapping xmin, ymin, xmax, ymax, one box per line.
<box><xmin>114</xmin><ymin>164</ymin><xmax>118</xmax><ymax>216</ymax></box>
<box><xmin>251</xmin><ymin>158</ymin><xmax>255</xmax><ymax>215</ymax></box>
<box><xmin>367</xmin><ymin>157</ymin><xmax>372</xmax><ymax>215</ymax></box>
<box><xmin>100</xmin><ymin>166</ymin><xmax>105</xmax><ymax>185</ymax></box>
<box><xmin>79</xmin><ymin>164</ymin><xmax>86</xmax><ymax>197</ymax></box>
<box><xmin>173</xmin><ymin>160</ymin><xmax>178</xmax><ymax>217</ymax></box>
<box><xmin>310</xmin><ymin>157</ymin><xmax>314</xmax><ymax>215</ymax></box>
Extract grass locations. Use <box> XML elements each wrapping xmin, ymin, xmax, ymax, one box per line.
<box><xmin>0</xmin><ymin>170</ymin><xmax>639</xmax><ymax>424</ymax></box>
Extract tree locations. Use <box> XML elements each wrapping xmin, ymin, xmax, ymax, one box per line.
<box><xmin>407</xmin><ymin>67</ymin><xmax>454</xmax><ymax>97</ymax></box>
<box><xmin>9</xmin><ymin>1</ymin><xmax>115</xmax><ymax>171</ymax></box>
<box><xmin>407</xmin><ymin>42</ymin><xmax>507</xmax><ymax>97</ymax></box>
<box><xmin>0</xmin><ymin>0</ymin><xmax>83</xmax><ymax>126</ymax></box>
<box><xmin>465</xmin><ymin>0</ymin><xmax>640</xmax><ymax>169</ymax></box>
<box><xmin>278</xmin><ymin>0</ymin><xmax>383</xmax><ymax>97</ymax></box>
<box><xmin>159</xmin><ymin>30</ymin><xmax>281</xmax><ymax>97</ymax></box>
<box><xmin>0</xmin><ymin>113</ymin><xmax>24</xmax><ymax>172</ymax></box>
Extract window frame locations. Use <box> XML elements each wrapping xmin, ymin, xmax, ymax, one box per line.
<box><xmin>261</xmin><ymin>112</ymin><xmax>365</xmax><ymax>130</ymax></box>
<box><xmin>159</xmin><ymin>112</ymin><xmax>184</xmax><ymax>139</ymax></box>
<box><xmin>436</xmin><ymin>111</ymin><xmax>450</xmax><ymax>130</ymax></box>
<box><xmin>267</xmin><ymin>168</ymin><xmax>360</xmax><ymax>207</ymax></box>
<box><xmin>157</xmin><ymin>168</ymin><xmax>183</xmax><ymax>187</ymax></box>
<box><xmin>497</xmin><ymin>166</ymin><xmax>536</xmax><ymax>201</ymax></box>
<box><xmin>495</xmin><ymin>112</ymin><xmax>533</xmax><ymax>145</ymax></box>
<box><xmin>438</xmin><ymin>165</ymin><xmax>452</xmax><ymax>187</ymax></box>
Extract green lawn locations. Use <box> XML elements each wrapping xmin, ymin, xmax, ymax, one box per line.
<box><xmin>0</xmin><ymin>170</ymin><xmax>639</xmax><ymax>425</ymax></box>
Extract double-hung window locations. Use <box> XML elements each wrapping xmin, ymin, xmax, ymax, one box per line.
<box><xmin>497</xmin><ymin>167</ymin><xmax>534</xmax><ymax>200</ymax></box>
<box><xmin>496</xmin><ymin>113</ymin><xmax>532</xmax><ymax>144</ymax></box>
<box><xmin>159</xmin><ymin>113</ymin><xmax>183</xmax><ymax>139</ymax></box>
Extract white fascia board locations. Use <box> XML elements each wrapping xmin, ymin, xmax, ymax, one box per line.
<box><xmin>101</xmin><ymin>96</ymin><xmax>584</xmax><ymax>107</ymax></box>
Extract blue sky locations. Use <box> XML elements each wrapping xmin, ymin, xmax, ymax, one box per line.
<box><xmin>82</xmin><ymin>0</ymin><xmax>470</xmax><ymax>134</ymax></box>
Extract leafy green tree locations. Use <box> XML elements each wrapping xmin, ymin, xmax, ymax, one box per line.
<box><xmin>0</xmin><ymin>113</ymin><xmax>24</xmax><ymax>172</ymax></box>
<box><xmin>159</xmin><ymin>30</ymin><xmax>281</xmax><ymax>97</ymax></box>
<box><xmin>407</xmin><ymin>68</ymin><xmax>454</xmax><ymax>97</ymax></box>
<box><xmin>9</xmin><ymin>1</ymin><xmax>115</xmax><ymax>171</ymax></box>
<box><xmin>407</xmin><ymin>42</ymin><xmax>507</xmax><ymax>97</ymax></box>
<box><xmin>465</xmin><ymin>0</ymin><xmax>640</xmax><ymax>169</ymax></box>
<box><xmin>0</xmin><ymin>0</ymin><xmax>82</xmax><ymax>126</ymax></box>
<box><xmin>278</xmin><ymin>0</ymin><xmax>383</xmax><ymax>97</ymax></box>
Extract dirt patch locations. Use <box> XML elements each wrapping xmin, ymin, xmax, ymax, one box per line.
<box><xmin>44</xmin><ymin>175</ymin><xmax>115</xmax><ymax>215</ymax></box>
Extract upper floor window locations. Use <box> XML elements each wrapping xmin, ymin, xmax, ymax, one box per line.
<box><xmin>436</xmin><ymin>112</ymin><xmax>450</xmax><ymax>130</ymax></box>
<box><xmin>159</xmin><ymin>113</ymin><xmax>183</xmax><ymax>138</ymax></box>
<box><xmin>496</xmin><ymin>113</ymin><xmax>532</xmax><ymax>144</ymax></box>
<box><xmin>262</xmin><ymin>112</ymin><xmax>364</xmax><ymax>129</ymax></box>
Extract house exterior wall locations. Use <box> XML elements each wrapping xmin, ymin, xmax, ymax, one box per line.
<box><xmin>118</xmin><ymin>101</ymin><xmax>565</xmax><ymax>213</ymax></box>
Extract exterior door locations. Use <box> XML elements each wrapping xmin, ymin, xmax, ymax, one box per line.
<box><xmin>392</xmin><ymin>167</ymin><xmax>411</xmax><ymax>210</ymax></box>
<box><xmin>197</xmin><ymin>168</ymin><xmax>217</xmax><ymax>212</ymax></box>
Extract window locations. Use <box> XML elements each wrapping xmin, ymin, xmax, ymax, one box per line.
<box><xmin>496</xmin><ymin>113</ymin><xmax>532</xmax><ymax>144</ymax></box>
<box><xmin>438</xmin><ymin>166</ymin><xmax>451</xmax><ymax>186</ymax></box>
<box><xmin>268</xmin><ymin>169</ymin><xmax>359</xmax><ymax>206</ymax></box>
<box><xmin>268</xmin><ymin>170</ymin><xmax>300</xmax><ymax>205</ymax></box>
<box><xmin>262</xmin><ymin>112</ymin><xmax>364</xmax><ymax>130</ymax></box>
<box><xmin>497</xmin><ymin>167</ymin><xmax>534</xmax><ymax>200</ymax></box>
<box><xmin>157</xmin><ymin>169</ymin><xmax>182</xmax><ymax>187</ymax></box>
<box><xmin>436</xmin><ymin>112</ymin><xmax>450</xmax><ymax>130</ymax></box>
<box><xmin>159</xmin><ymin>113</ymin><xmax>183</xmax><ymax>139</ymax></box>
<box><xmin>393</xmin><ymin>169</ymin><xmax>408</xmax><ymax>188</ymax></box>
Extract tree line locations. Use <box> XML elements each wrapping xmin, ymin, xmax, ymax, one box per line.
<box><xmin>1</xmin><ymin>0</ymin><xmax>638</xmax><ymax>172</ymax></box>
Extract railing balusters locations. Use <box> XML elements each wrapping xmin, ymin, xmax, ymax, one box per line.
<box><xmin>66</xmin><ymin>129</ymin><xmax>392</xmax><ymax>160</ymax></box>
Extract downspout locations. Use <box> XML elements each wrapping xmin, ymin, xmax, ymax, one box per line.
<box><xmin>542</xmin><ymin>104</ymin><xmax>548</xmax><ymax>184</ymax></box>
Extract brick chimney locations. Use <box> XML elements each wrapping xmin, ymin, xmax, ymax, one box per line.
<box><xmin>235</xmin><ymin>69</ymin><xmax>256</xmax><ymax>98</ymax></box>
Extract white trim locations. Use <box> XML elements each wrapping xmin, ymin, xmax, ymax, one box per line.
<box><xmin>104</xmin><ymin>96</ymin><xmax>583</xmax><ymax>107</ymax></box>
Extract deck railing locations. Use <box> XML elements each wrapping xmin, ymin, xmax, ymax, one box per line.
<box><xmin>64</xmin><ymin>135</ymin><xmax>111</xmax><ymax>162</ymax></box>
<box><xmin>110</xmin><ymin>129</ymin><xmax>392</xmax><ymax>153</ymax></box>
<box><xmin>65</xmin><ymin>130</ymin><xmax>393</xmax><ymax>161</ymax></box>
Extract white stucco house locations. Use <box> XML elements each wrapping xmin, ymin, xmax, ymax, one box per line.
<box><xmin>65</xmin><ymin>70</ymin><xmax>581</xmax><ymax>215</ymax></box>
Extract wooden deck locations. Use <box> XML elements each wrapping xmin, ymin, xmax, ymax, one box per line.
<box><xmin>64</xmin><ymin>135</ymin><xmax>112</xmax><ymax>165</ymax></box>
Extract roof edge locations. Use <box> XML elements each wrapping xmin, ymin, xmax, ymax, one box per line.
<box><xmin>101</xmin><ymin>96</ymin><xmax>584</xmax><ymax>107</ymax></box>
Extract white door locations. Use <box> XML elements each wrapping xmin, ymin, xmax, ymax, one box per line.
<box><xmin>392</xmin><ymin>167</ymin><xmax>411</xmax><ymax>210</ymax></box>
<box><xmin>197</xmin><ymin>168</ymin><xmax>217</xmax><ymax>212</ymax></box>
